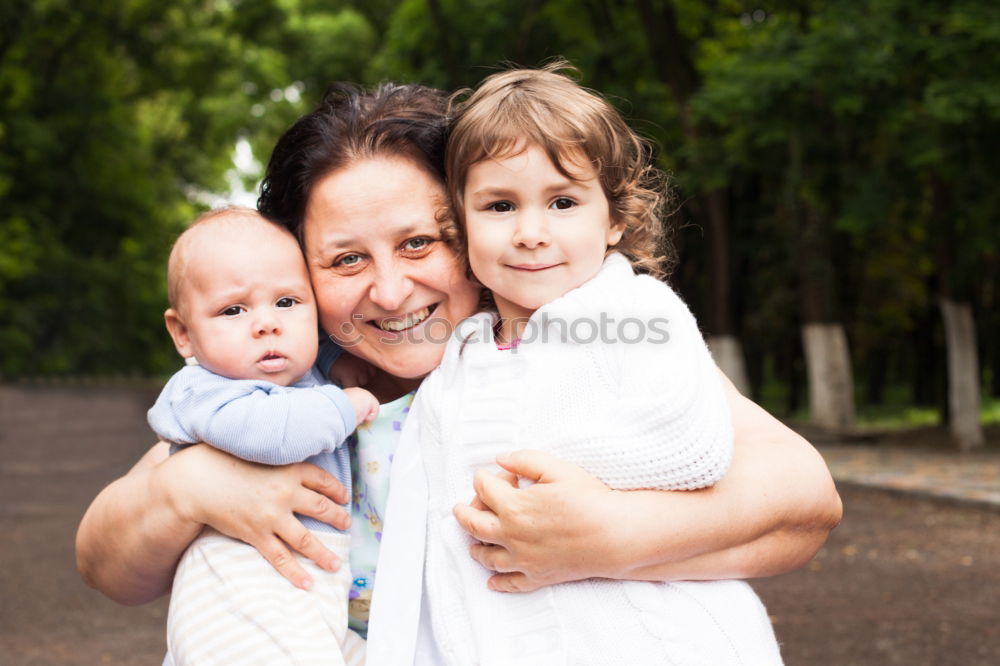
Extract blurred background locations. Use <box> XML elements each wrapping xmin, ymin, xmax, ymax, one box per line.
<box><xmin>1</xmin><ymin>0</ymin><xmax>998</xmax><ymax>446</ymax></box>
<box><xmin>1</xmin><ymin>1</ymin><xmax>999</xmax><ymax>664</ymax></box>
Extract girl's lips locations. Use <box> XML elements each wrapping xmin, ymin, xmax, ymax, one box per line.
<box><xmin>508</xmin><ymin>263</ymin><xmax>561</xmax><ymax>271</ymax></box>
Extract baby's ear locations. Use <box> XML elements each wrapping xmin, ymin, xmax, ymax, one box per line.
<box><xmin>164</xmin><ymin>308</ymin><xmax>194</xmax><ymax>359</ymax></box>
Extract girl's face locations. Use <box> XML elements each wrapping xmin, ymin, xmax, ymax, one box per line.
<box><xmin>302</xmin><ymin>156</ymin><xmax>480</xmax><ymax>380</ymax></box>
<box><xmin>462</xmin><ymin>144</ymin><xmax>623</xmax><ymax>322</ymax></box>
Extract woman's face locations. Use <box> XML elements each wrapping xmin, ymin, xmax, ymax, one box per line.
<box><xmin>302</xmin><ymin>156</ymin><xmax>480</xmax><ymax>380</ymax></box>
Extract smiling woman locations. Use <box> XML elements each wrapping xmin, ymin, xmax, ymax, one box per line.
<box><xmin>302</xmin><ymin>156</ymin><xmax>479</xmax><ymax>382</ymax></box>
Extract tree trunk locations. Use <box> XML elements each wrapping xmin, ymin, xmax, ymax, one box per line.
<box><xmin>708</xmin><ymin>335</ymin><xmax>751</xmax><ymax>396</ymax></box>
<box><xmin>801</xmin><ymin>323</ymin><xmax>856</xmax><ymax>430</ymax></box>
<box><xmin>939</xmin><ymin>298</ymin><xmax>984</xmax><ymax>450</ymax></box>
<box><xmin>789</xmin><ymin>135</ymin><xmax>856</xmax><ymax>429</ymax></box>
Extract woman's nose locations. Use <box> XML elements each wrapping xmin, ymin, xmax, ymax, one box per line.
<box><xmin>512</xmin><ymin>209</ymin><xmax>550</xmax><ymax>249</ymax></box>
<box><xmin>368</xmin><ymin>263</ymin><xmax>415</xmax><ymax>312</ymax></box>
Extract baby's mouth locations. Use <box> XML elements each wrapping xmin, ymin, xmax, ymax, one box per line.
<box><xmin>257</xmin><ymin>352</ymin><xmax>288</xmax><ymax>372</ymax></box>
<box><xmin>371</xmin><ymin>304</ymin><xmax>437</xmax><ymax>333</ymax></box>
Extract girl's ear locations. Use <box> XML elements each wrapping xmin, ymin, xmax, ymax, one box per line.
<box><xmin>606</xmin><ymin>222</ymin><xmax>625</xmax><ymax>247</ymax></box>
<box><xmin>164</xmin><ymin>308</ymin><xmax>194</xmax><ymax>359</ymax></box>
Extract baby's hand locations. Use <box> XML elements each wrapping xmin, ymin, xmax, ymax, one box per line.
<box><xmin>328</xmin><ymin>354</ymin><xmax>376</xmax><ymax>388</ymax></box>
<box><xmin>343</xmin><ymin>387</ymin><xmax>379</xmax><ymax>425</ymax></box>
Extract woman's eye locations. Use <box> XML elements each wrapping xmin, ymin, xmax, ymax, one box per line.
<box><xmin>275</xmin><ymin>297</ymin><xmax>296</xmax><ymax>308</ymax></box>
<box><xmin>335</xmin><ymin>253</ymin><xmax>363</xmax><ymax>267</ymax></box>
<box><xmin>404</xmin><ymin>237</ymin><xmax>431</xmax><ymax>251</ymax></box>
<box><xmin>222</xmin><ymin>306</ymin><xmax>245</xmax><ymax>316</ymax></box>
<box><xmin>487</xmin><ymin>201</ymin><xmax>514</xmax><ymax>213</ymax></box>
<box><xmin>552</xmin><ymin>197</ymin><xmax>575</xmax><ymax>210</ymax></box>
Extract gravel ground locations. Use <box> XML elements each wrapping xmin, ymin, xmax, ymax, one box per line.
<box><xmin>2</xmin><ymin>385</ymin><xmax>998</xmax><ymax>665</ymax></box>
<box><xmin>755</xmin><ymin>485</ymin><xmax>1000</xmax><ymax>666</ymax></box>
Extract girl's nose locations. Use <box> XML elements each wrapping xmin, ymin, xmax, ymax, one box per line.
<box><xmin>512</xmin><ymin>209</ymin><xmax>550</xmax><ymax>249</ymax></box>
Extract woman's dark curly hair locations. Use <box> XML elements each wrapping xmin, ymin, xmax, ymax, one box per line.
<box><xmin>258</xmin><ymin>82</ymin><xmax>451</xmax><ymax>240</ymax></box>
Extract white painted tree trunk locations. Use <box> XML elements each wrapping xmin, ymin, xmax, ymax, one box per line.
<box><xmin>801</xmin><ymin>323</ymin><xmax>856</xmax><ymax>429</ymax></box>
<box><xmin>939</xmin><ymin>298</ymin><xmax>984</xmax><ymax>450</ymax></box>
<box><xmin>707</xmin><ymin>334</ymin><xmax>751</xmax><ymax>397</ymax></box>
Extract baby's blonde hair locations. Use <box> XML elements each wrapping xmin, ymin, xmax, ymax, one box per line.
<box><xmin>445</xmin><ymin>60</ymin><xmax>671</xmax><ymax>279</ymax></box>
<box><xmin>166</xmin><ymin>206</ymin><xmax>288</xmax><ymax>311</ymax></box>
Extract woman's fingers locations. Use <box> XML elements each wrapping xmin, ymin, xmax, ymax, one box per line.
<box><xmin>471</xmin><ymin>468</ymin><xmax>520</xmax><ymax>515</ymax></box>
<box><xmin>274</xmin><ymin>514</ymin><xmax>341</xmax><ymax>570</ymax></box>
<box><xmin>495</xmin><ymin>448</ymin><xmax>577</xmax><ymax>484</ymax></box>
<box><xmin>293</xmin><ymin>486</ymin><xmax>352</xmax><ymax>531</ymax></box>
<box><xmin>453</xmin><ymin>501</ymin><xmax>504</xmax><ymax>546</ymax></box>
<box><xmin>488</xmin><ymin>572</ymin><xmax>540</xmax><ymax>594</ymax></box>
<box><xmin>247</xmin><ymin>532</ymin><xmax>314</xmax><ymax>590</ymax></box>
<box><xmin>298</xmin><ymin>464</ymin><xmax>350</xmax><ymax>505</ymax></box>
<box><xmin>469</xmin><ymin>542</ymin><xmax>516</xmax><ymax>572</ymax></box>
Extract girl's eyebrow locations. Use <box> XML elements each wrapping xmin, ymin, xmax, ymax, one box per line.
<box><xmin>467</xmin><ymin>186</ymin><xmax>515</xmax><ymax>199</ymax></box>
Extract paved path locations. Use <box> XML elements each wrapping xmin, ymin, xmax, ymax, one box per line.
<box><xmin>820</xmin><ymin>444</ymin><xmax>1000</xmax><ymax>508</ymax></box>
<box><xmin>2</xmin><ymin>384</ymin><xmax>998</xmax><ymax>664</ymax></box>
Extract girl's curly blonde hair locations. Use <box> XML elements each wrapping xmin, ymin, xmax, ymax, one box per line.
<box><xmin>444</xmin><ymin>59</ymin><xmax>672</xmax><ymax>280</ymax></box>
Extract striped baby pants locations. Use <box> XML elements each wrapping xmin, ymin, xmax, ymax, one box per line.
<box><xmin>167</xmin><ymin>528</ymin><xmax>363</xmax><ymax>665</ymax></box>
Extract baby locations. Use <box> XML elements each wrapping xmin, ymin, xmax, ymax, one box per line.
<box><xmin>147</xmin><ymin>207</ymin><xmax>375</xmax><ymax>665</ymax></box>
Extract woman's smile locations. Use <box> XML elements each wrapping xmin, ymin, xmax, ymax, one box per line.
<box><xmin>303</xmin><ymin>157</ymin><xmax>480</xmax><ymax>379</ymax></box>
<box><xmin>370</xmin><ymin>303</ymin><xmax>438</xmax><ymax>333</ymax></box>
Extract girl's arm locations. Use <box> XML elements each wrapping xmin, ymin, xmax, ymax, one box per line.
<box><xmin>453</xmin><ymin>372</ymin><xmax>842</xmax><ymax>592</ymax></box>
<box><xmin>75</xmin><ymin>442</ymin><xmax>352</xmax><ymax>605</ymax></box>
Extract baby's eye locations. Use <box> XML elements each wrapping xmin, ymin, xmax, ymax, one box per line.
<box><xmin>275</xmin><ymin>297</ymin><xmax>296</xmax><ymax>308</ymax></box>
<box><xmin>221</xmin><ymin>305</ymin><xmax>245</xmax><ymax>317</ymax></box>
<box><xmin>487</xmin><ymin>201</ymin><xmax>514</xmax><ymax>213</ymax></box>
<box><xmin>551</xmin><ymin>197</ymin><xmax>575</xmax><ymax>210</ymax></box>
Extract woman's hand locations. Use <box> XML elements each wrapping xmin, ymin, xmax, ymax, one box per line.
<box><xmin>166</xmin><ymin>444</ymin><xmax>353</xmax><ymax>590</ymax></box>
<box><xmin>453</xmin><ymin>450</ymin><xmax>624</xmax><ymax>593</ymax></box>
<box><xmin>76</xmin><ymin>442</ymin><xmax>352</xmax><ymax>604</ymax></box>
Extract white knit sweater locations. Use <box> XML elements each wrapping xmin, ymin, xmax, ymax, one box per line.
<box><xmin>417</xmin><ymin>253</ymin><xmax>783</xmax><ymax>666</ymax></box>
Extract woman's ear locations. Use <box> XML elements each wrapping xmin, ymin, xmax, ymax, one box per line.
<box><xmin>164</xmin><ymin>308</ymin><xmax>194</xmax><ymax>359</ymax></box>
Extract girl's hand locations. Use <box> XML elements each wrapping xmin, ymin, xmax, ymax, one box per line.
<box><xmin>452</xmin><ymin>449</ymin><xmax>622</xmax><ymax>593</ymax></box>
<box><xmin>166</xmin><ymin>444</ymin><xmax>352</xmax><ymax>590</ymax></box>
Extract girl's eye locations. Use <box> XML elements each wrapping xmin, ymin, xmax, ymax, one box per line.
<box><xmin>487</xmin><ymin>201</ymin><xmax>514</xmax><ymax>213</ymax></box>
<box><xmin>275</xmin><ymin>297</ymin><xmax>296</xmax><ymax>308</ymax></box>
<box><xmin>222</xmin><ymin>306</ymin><xmax>245</xmax><ymax>317</ymax></box>
<box><xmin>552</xmin><ymin>197</ymin><xmax>575</xmax><ymax>210</ymax></box>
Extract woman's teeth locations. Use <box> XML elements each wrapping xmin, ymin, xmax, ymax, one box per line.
<box><xmin>377</xmin><ymin>306</ymin><xmax>432</xmax><ymax>332</ymax></box>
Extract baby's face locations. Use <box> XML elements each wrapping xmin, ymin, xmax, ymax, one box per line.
<box><xmin>175</xmin><ymin>223</ymin><xmax>318</xmax><ymax>386</ymax></box>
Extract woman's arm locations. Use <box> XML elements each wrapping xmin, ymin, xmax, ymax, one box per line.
<box><xmin>453</xmin><ymin>372</ymin><xmax>843</xmax><ymax>592</ymax></box>
<box><xmin>75</xmin><ymin>442</ymin><xmax>352</xmax><ymax>605</ymax></box>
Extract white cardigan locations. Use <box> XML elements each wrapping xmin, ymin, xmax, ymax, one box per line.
<box><xmin>367</xmin><ymin>254</ymin><xmax>782</xmax><ymax>665</ymax></box>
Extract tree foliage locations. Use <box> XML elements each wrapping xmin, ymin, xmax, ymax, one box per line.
<box><xmin>2</xmin><ymin>0</ymin><xmax>997</xmax><ymax>426</ymax></box>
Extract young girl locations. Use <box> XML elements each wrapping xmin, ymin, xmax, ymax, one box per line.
<box><xmin>414</xmin><ymin>64</ymin><xmax>784</xmax><ymax>665</ymax></box>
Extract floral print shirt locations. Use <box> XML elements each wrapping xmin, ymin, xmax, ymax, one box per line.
<box><xmin>347</xmin><ymin>390</ymin><xmax>415</xmax><ymax>638</ymax></box>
